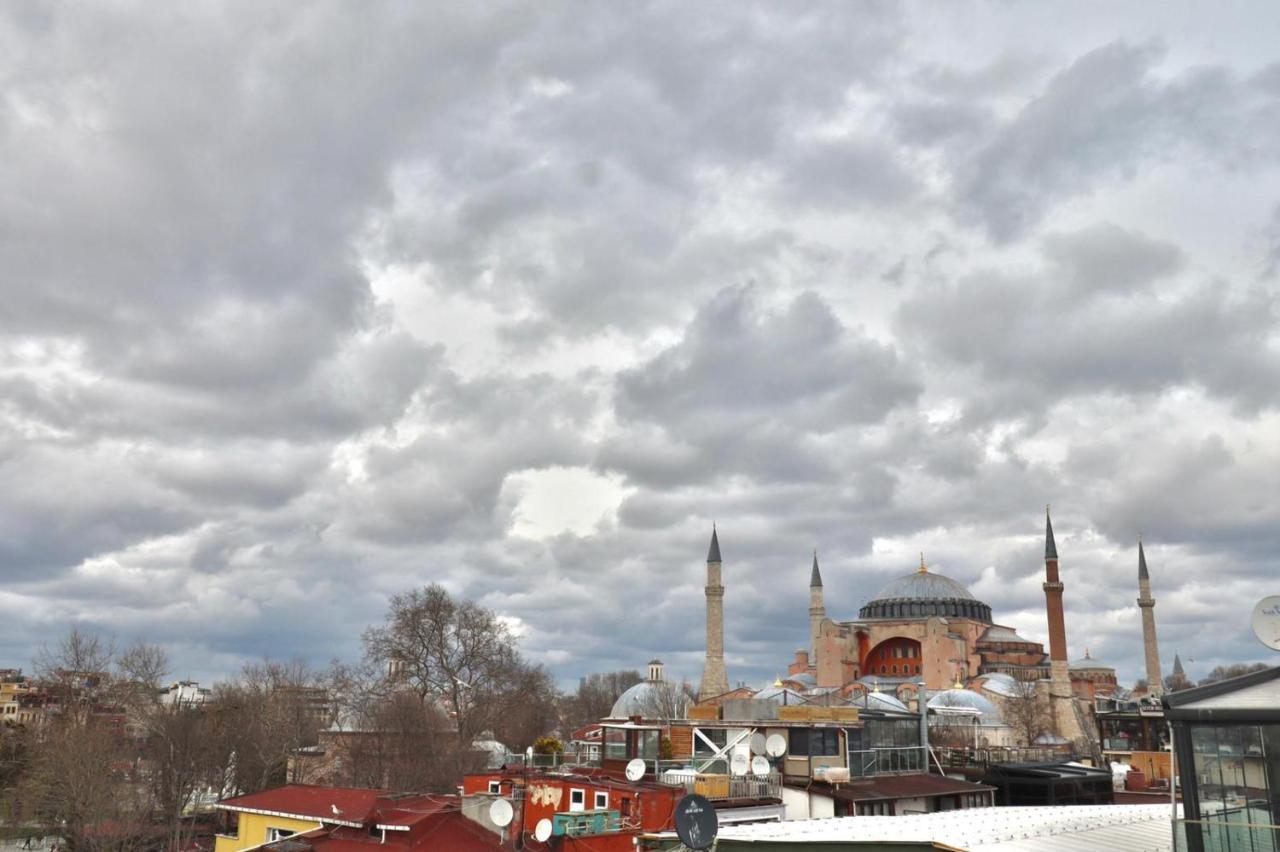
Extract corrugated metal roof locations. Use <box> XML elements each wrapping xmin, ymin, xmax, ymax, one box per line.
<box><xmin>717</xmin><ymin>804</ymin><xmax>1179</xmax><ymax>850</ymax></box>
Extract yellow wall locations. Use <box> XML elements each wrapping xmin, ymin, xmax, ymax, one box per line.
<box><xmin>213</xmin><ymin>812</ymin><xmax>323</xmax><ymax>852</ymax></box>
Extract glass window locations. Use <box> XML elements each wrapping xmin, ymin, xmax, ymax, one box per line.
<box><xmin>694</xmin><ymin>728</ymin><xmax>727</xmax><ymax>756</ymax></box>
<box><xmin>594</xmin><ymin>791</ymin><xmax>609</xmax><ymax>810</ymax></box>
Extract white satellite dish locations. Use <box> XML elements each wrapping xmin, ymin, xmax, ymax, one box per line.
<box><xmin>749</xmin><ymin>732</ymin><xmax>767</xmax><ymax>755</ymax></box>
<box><xmin>625</xmin><ymin>758</ymin><xmax>647</xmax><ymax>782</ymax></box>
<box><xmin>533</xmin><ymin>818</ymin><xmax>553</xmax><ymax>842</ymax></box>
<box><xmin>765</xmin><ymin>733</ymin><xmax>787</xmax><ymax>758</ymax></box>
<box><xmin>489</xmin><ymin>798</ymin><xmax>514</xmax><ymax>828</ymax></box>
<box><xmin>1252</xmin><ymin>596</ymin><xmax>1280</xmax><ymax>651</ymax></box>
<box><xmin>730</xmin><ymin>751</ymin><xmax>749</xmax><ymax>777</ymax></box>
<box><xmin>751</xmin><ymin>755</ymin><xmax>771</xmax><ymax>776</ymax></box>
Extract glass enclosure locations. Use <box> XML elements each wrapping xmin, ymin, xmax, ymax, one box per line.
<box><xmin>1177</xmin><ymin>723</ymin><xmax>1280</xmax><ymax>852</ymax></box>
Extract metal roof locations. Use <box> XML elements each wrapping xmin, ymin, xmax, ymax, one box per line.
<box><xmin>715</xmin><ymin>803</ymin><xmax>1179</xmax><ymax>850</ymax></box>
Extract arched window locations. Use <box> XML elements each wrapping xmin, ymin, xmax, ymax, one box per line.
<box><xmin>891</xmin><ymin>665</ymin><xmax>898</xmax><ymax>674</ymax></box>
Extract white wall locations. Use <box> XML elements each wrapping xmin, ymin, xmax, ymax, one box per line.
<box><xmin>781</xmin><ymin>786</ymin><xmax>809</xmax><ymax>820</ymax></box>
<box><xmin>810</xmin><ymin>794</ymin><xmax>835</xmax><ymax>819</ymax></box>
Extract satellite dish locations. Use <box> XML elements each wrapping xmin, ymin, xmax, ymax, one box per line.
<box><xmin>533</xmin><ymin>818</ymin><xmax>553</xmax><ymax>842</ymax></box>
<box><xmin>749</xmin><ymin>732</ymin><xmax>767</xmax><ymax>755</ymax></box>
<box><xmin>765</xmin><ymin>733</ymin><xmax>787</xmax><ymax>757</ymax></box>
<box><xmin>1252</xmin><ymin>596</ymin><xmax>1280</xmax><ymax>651</ymax></box>
<box><xmin>751</xmin><ymin>755</ymin><xmax>771</xmax><ymax>776</ymax></box>
<box><xmin>625</xmin><ymin>758</ymin><xmax>647</xmax><ymax>782</ymax></box>
<box><xmin>674</xmin><ymin>793</ymin><xmax>718</xmax><ymax>850</ymax></box>
<box><xmin>730</xmin><ymin>751</ymin><xmax>749</xmax><ymax>776</ymax></box>
<box><xmin>489</xmin><ymin>798</ymin><xmax>513</xmax><ymax>828</ymax></box>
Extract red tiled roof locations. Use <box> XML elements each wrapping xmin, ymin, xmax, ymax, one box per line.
<box><xmin>218</xmin><ymin>784</ymin><xmax>388</xmax><ymax>825</ymax></box>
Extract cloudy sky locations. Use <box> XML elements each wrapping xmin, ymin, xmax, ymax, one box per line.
<box><xmin>3</xmin><ymin>2</ymin><xmax>1280</xmax><ymax>691</ymax></box>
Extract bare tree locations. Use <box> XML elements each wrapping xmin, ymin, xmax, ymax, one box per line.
<box><xmin>212</xmin><ymin>658</ymin><xmax>326</xmax><ymax>796</ymax></box>
<box><xmin>1197</xmin><ymin>662</ymin><xmax>1268</xmax><ymax>686</ymax></box>
<box><xmin>564</xmin><ymin>670</ymin><xmax>643</xmax><ymax>730</ymax></box>
<box><xmin>362</xmin><ymin>585</ymin><xmax>523</xmax><ymax>746</ymax></box>
<box><xmin>1001</xmin><ymin>680</ymin><xmax>1052</xmax><ymax>747</ymax></box>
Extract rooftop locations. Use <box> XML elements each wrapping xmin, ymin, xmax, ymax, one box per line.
<box><xmin>712</xmin><ymin>804</ymin><xmax>1178</xmax><ymax>850</ymax></box>
<box><xmin>218</xmin><ymin>784</ymin><xmax>388</xmax><ymax>827</ymax></box>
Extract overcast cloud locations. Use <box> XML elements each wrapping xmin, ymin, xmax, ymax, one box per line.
<box><xmin>3</xmin><ymin>1</ymin><xmax>1280</xmax><ymax>690</ymax></box>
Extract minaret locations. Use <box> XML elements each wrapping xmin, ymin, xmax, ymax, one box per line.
<box><xmin>698</xmin><ymin>527</ymin><xmax>730</xmax><ymax>701</ymax></box>
<box><xmin>809</xmin><ymin>551</ymin><xmax>826</xmax><ymax>661</ymax></box>
<box><xmin>1042</xmin><ymin>507</ymin><xmax>1068</xmax><ymax>667</ymax></box>
<box><xmin>1137</xmin><ymin>538</ymin><xmax>1163</xmax><ymax>697</ymax></box>
<box><xmin>1042</xmin><ymin>506</ymin><xmax>1081</xmax><ymax>740</ymax></box>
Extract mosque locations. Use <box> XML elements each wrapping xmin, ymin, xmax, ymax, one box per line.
<box><xmin>696</xmin><ymin>510</ymin><xmax>1128</xmax><ymax>747</ymax></box>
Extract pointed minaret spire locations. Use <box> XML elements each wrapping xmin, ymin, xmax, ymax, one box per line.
<box><xmin>1045</xmin><ymin>505</ymin><xmax>1058</xmax><ymax>560</ymax></box>
<box><xmin>1137</xmin><ymin>537</ymin><xmax>1163</xmax><ymax>696</ymax></box>
<box><xmin>1042</xmin><ymin>506</ymin><xmax>1067</xmax><ymax>664</ymax></box>
<box><xmin>1173</xmin><ymin>654</ymin><xmax>1185</xmax><ymax>677</ymax></box>
<box><xmin>809</xmin><ymin>550</ymin><xmax>826</xmax><ymax>664</ymax></box>
<box><xmin>698</xmin><ymin>527</ymin><xmax>729</xmax><ymax>700</ymax></box>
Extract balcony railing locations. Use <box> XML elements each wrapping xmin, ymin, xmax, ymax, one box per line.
<box><xmin>1174</xmin><ymin>814</ymin><xmax>1280</xmax><ymax>852</ymax></box>
<box><xmin>933</xmin><ymin>745</ymin><xmax>1071</xmax><ymax>769</ymax></box>
<box><xmin>659</xmin><ymin>770</ymin><xmax>783</xmax><ymax>802</ymax></box>
<box><xmin>847</xmin><ymin>746</ymin><xmax>928</xmax><ymax>776</ymax></box>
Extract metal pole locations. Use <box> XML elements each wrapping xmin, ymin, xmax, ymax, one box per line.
<box><xmin>917</xmin><ymin>681</ymin><xmax>929</xmax><ymax>772</ymax></box>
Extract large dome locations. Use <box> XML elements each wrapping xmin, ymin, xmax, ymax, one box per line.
<box><xmin>859</xmin><ymin>567</ymin><xmax>992</xmax><ymax>622</ymax></box>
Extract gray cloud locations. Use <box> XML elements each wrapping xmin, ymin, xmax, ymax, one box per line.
<box><xmin>1</xmin><ymin>3</ymin><xmax>1279</xmax><ymax>694</ymax></box>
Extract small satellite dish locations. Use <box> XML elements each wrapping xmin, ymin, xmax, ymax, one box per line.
<box><xmin>674</xmin><ymin>793</ymin><xmax>718</xmax><ymax>850</ymax></box>
<box><xmin>1252</xmin><ymin>596</ymin><xmax>1280</xmax><ymax>651</ymax></box>
<box><xmin>489</xmin><ymin>798</ymin><xmax>513</xmax><ymax>828</ymax></box>
<box><xmin>749</xmin><ymin>732</ymin><xmax>767</xmax><ymax>755</ymax></box>
<box><xmin>730</xmin><ymin>751</ymin><xmax>749</xmax><ymax>776</ymax></box>
<box><xmin>533</xmin><ymin>818</ymin><xmax>553</xmax><ymax>842</ymax></box>
<box><xmin>751</xmin><ymin>755</ymin><xmax>771</xmax><ymax>776</ymax></box>
<box><xmin>765</xmin><ymin>733</ymin><xmax>787</xmax><ymax>757</ymax></box>
<box><xmin>625</xmin><ymin>758</ymin><xmax>647</xmax><ymax>782</ymax></box>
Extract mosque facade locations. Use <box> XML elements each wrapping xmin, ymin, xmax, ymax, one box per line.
<box><xmin>695</xmin><ymin>510</ymin><xmax>1137</xmax><ymax>747</ymax></box>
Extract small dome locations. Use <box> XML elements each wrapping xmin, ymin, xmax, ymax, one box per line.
<box><xmin>979</xmin><ymin>625</ymin><xmax>1036</xmax><ymax>645</ymax></box>
<box><xmin>754</xmin><ymin>685</ymin><xmax>806</xmax><ymax>703</ymax></box>
<box><xmin>610</xmin><ymin>681</ymin><xmax>662</xmax><ymax>718</ymax></box>
<box><xmin>1070</xmin><ymin>652</ymin><xmax>1112</xmax><ymax>671</ymax></box>
<box><xmin>849</xmin><ymin>691</ymin><xmax>910</xmax><ymax>713</ymax></box>
<box><xmin>976</xmin><ymin>672</ymin><xmax>1023</xmax><ymax>698</ymax></box>
<box><xmin>928</xmin><ymin>689</ymin><xmax>1002</xmax><ymax>724</ymax></box>
<box><xmin>788</xmin><ymin>672</ymin><xmax>817</xmax><ymax>687</ymax></box>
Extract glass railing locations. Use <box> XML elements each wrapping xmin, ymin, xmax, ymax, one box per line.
<box><xmin>848</xmin><ymin>746</ymin><xmax>927</xmax><ymax>776</ymax></box>
<box><xmin>1173</xmin><ymin>814</ymin><xmax>1280</xmax><ymax>852</ymax></box>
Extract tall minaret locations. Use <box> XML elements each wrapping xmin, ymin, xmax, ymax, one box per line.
<box><xmin>698</xmin><ymin>526</ymin><xmax>730</xmax><ymax>700</ymax></box>
<box><xmin>809</xmin><ymin>550</ymin><xmax>826</xmax><ymax>661</ymax></box>
<box><xmin>1137</xmin><ymin>538</ymin><xmax>1163</xmax><ymax>697</ymax></box>
<box><xmin>1042</xmin><ymin>507</ymin><xmax>1081</xmax><ymax>741</ymax></box>
<box><xmin>1042</xmin><ymin>507</ymin><xmax>1068</xmax><ymax>667</ymax></box>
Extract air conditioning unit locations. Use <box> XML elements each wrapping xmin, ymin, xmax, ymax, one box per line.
<box><xmin>815</xmin><ymin>766</ymin><xmax>850</xmax><ymax>783</ymax></box>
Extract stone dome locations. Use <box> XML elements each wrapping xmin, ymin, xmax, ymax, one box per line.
<box><xmin>928</xmin><ymin>688</ymin><xmax>1002</xmax><ymax>724</ymax></box>
<box><xmin>859</xmin><ymin>566</ymin><xmax>992</xmax><ymax>623</ymax></box>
